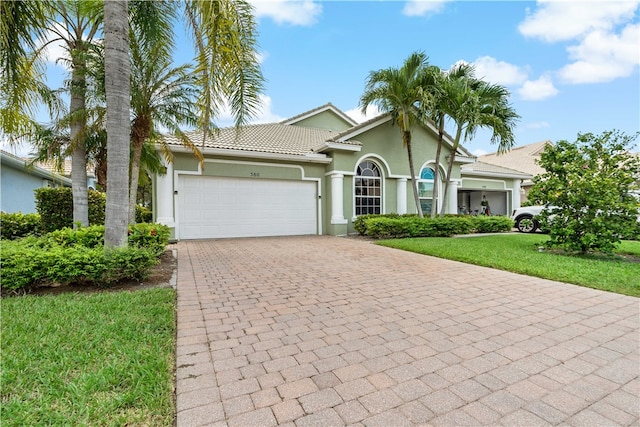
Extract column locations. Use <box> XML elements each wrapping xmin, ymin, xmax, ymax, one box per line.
<box><xmin>447</xmin><ymin>180</ymin><xmax>459</xmax><ymax>214</ymax></box>
<box><xmin>156</xmin><ymin>161</ymin><xmax>175</xmax><ymax>226</ymax></box>
<box><xmin>512</xmin><ymin>179</ymin><xmax>522</xmax><ymax>211</ymax></box>
<box><xmin>396</xmin><ymin>178</ymin><xmax>407</xmax><ymax>214</ymax></box>
<box><xmin>330</xmin><ymin>173</ymin><xmax>347</xmax><ymax>224</ymax></box>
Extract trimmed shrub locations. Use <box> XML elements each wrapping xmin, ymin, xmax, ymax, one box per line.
<box><xmin>0</xmin><ymin>223</ymin><xmax>170</xmax><ymax>293</ymax></box>
<box><xmin>468</xmin><ymin>216</ymin><xmax>514</xmax><ymax>233</ymax></box>
<box><xmin>35</xmin><ymin>187</ymin><xmax>153</xmax><ymax>233</ymax></box>
<box><xmin>1</xmin><ymin>241</ymin><xmax>157</xmax><ymax>291</ymax></box>
<box><xmin>360</xmin><ymin>214</ymin><xmax>512</xmax><ymax>239</ymax></box>
<box><xmin>0</xmin><ymin>212</ymin><xmax>42</xmax><ymax>240</ymax></box>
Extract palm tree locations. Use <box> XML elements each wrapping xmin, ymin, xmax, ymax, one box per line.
<box><xmin>103</xmin><ymin>0</ymin><xmax>130</xmax><ymax>247</ymax></box>
<box><xmin>360</xmin><ymin>52</ymin><xmax>436</xmax><ymax>218</ymax></box>
<box><xmin>426</xmin><ymin>63</ymin><xmax>475</xmax><ymax>217</ymax></box>
<box><xmin>438</xmin><ymin>73</ymin><xmax>520</xmax><ymax>215</ymax></box>
<box><xmin>128</xmin><ymin>32</ymin><xmax>200</xmax><ymax>224</ymax></box>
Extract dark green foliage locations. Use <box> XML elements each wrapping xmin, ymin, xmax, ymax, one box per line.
<box><xmin>0</xmin><ymin>212</ymin><xmax>42</xmax><ymax>239</ymax></box>
<box><xmin>357</xmin><ymin>214</ymin><xmax>513</xmax><ymax>239</ymax></box>
<box><xmin>528</xmin><ymin>131</ymin><xmax>640</xmax><ymax>254</ymax></box>
<box><xmin>35</xmin><ymin>187</ymin><xmax>153</xmax><ymax>233</ymax></box>
<box><xmin>0</xmin><ymin>223</ymin><xmax>170</xmax><ymax>292</ymax></box>
<box><xmin>469</xmin><ymin>215</ymin><xmax>514</xmax><ymax>233</ymax></box>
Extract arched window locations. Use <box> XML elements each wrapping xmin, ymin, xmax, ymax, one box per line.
<box><xmin>418</xmin><ymin>166</ymin><xmax>437</xmax><ymax>214</ymax></box>
<box><xmin>355</xmin><ymin>160</ymin><xmax>381</xmax><ymax>215</ymax></box>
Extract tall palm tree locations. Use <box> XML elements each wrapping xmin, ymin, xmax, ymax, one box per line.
<box><xmin>128</xmin><ymin>32</ymin><xmax>200</xmax><ymax>224</ymax></box>
<box><xmin>103</xmin><ymin>0</ymin><xmax>130</xmax><ymax>247</ymax></box>
<box><xmin>438</xmin><ymin>71</ymin><xmax>520</xmax><ymax>215</ymax></box>
<box><xmin>426</xmin><ymin>63</ymin><xmax>475</xmax><ymax>217</ymax></box>
<box><xmin>360</xmin><ymin>52</ymin><xmax>435</xmax><ymax>218</ymax></box>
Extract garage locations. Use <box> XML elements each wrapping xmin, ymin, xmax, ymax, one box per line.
<box><xmin>177</xmin><ymin>175</ymin><xmax>318</xmax><ymax>239</ymax></box>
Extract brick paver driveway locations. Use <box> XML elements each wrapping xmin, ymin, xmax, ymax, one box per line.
<box><xmin>175</xmin><ymin>236</ymin><xmax>639</xmax><ymax>426</ymax></box>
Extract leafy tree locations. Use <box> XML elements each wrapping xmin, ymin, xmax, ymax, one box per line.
<box><xmin>528</xmin><ymin>130</ymin><xmax>640</xmax><ymax>254</ymax></box>
<box><xmin>360</xmin><ymin>51</ymin><xmax>437</xmax><ymax>217</ymax></box>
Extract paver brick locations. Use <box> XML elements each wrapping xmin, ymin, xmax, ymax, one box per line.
<box><xmin>174</xmin><ymin>237</ymin><xmax>639</xmax><ymax>427</ymax></box>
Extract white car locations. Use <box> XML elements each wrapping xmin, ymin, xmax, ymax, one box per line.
<box><xmin>511</xmin><ymin>205</ymin><xmax>547</xmax><ymax>233</ymax></box>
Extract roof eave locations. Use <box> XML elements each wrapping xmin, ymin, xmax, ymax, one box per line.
<box><xmin>313</xmin><ymin>141</ymin><xmax>362</xmax><ymax>153</ymax></box>
<box><xmin>163</xmin><ymin>145</ymin><xmax>333</xmax><ymax>164</ymax></box>
<box><xmin>1</xmin><ymin>152</ymin><xmax>73</xmax><ymax>185</ymax></box>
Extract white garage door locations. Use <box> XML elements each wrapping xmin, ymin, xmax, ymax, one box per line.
<box><xmin>178</xmin><ymin>175</ymin><xmax>317</xmax><ymax>239</ymax></box>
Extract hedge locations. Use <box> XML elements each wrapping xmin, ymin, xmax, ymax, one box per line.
<box><xmin>359</xmin><ymin>214</ymin><xmax>514</xmax><ymax>239</ymax></box>
<box><xmin>1</xmin><ymin>223</ymin><xmax>170</xmax><ymax>293</ymax></box>
<box><xmin>0</xmin><ymin>213</ymin><xmax>42</xmax><ymax>239</ymax></box>
<box><xmin>32</xmin><ymin>187</ymin><xmax>152</xmax><ymax>233</ymax></box>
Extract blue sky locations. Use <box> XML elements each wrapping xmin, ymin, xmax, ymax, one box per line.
<box><xmin>223</xmin><ymin>0</ymin><xmax>640</xmax><ymax>155</ymax></box>
<box><xmin>5</xmin><ymin>0</ymin><xmax>639</xmax><ymax>157</ymax></box>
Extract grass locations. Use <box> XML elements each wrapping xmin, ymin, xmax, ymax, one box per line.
<box><xmin>378</xmin><ymin>234</ymin><xmax>640</xmax><ymax>297</ymax></box>
<box><xmin>1</xmin><ymin>288</ymin><xmax>176</xmax><ymax>426</ymax></box>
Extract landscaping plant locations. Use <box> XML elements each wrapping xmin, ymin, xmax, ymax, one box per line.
<box><xmin>528</xmin><ymin>130</ymin><xmax>640</xmax><ymax>254</ymax></box>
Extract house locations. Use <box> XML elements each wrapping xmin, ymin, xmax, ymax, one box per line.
<box><xmin>477</xmin><ymin>140</ymin><xmax>551</xmax><ymax>202</ymax></box>
<box><xmin>34</xmin><ymin>158</ymin><xmax>98</xmax><ymax>190</ymax></box>
<box><xmin>1</xmin><ymin>150</ymin><xmax>72</xmax><ymax>214</ymax></box>
<box><xmin>154</xmin><ymin>103</ymin><xmax>530</xmax><ymax>240</ymax></box>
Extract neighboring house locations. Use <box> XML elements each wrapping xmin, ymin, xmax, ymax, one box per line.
<box><xmin>155</xmin><ymin>103</ymin><xmax>527</xmax><ymax>240</ymax></box>
<box><xmin>478</xmin><ymin>140</ymin><xmax>551</xmax><ymax>202</ymax></box>
<box><xmin>1</xmin><ymin>150</ymin><xmax>72</xmax><ymax>214</ymax></box>
<box><xmin>35</xmin><ymin>158</ymin><xmax>98</xmax><ymax>190</ymax></box>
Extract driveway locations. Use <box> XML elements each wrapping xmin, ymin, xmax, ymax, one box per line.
<box><xmin>174</xmin><ymin>236</ymin><xmax>639</xmax><ymax>426</ymax></box>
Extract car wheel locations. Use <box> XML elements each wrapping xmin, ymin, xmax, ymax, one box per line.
<box><xmin>516</xmin><ymin>215</ymin><xmax>538</xmax><ymax>233</ymax></box>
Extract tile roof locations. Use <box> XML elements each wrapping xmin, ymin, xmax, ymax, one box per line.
<box><xmin>461</xmin><ymin>160</ymin><xmax>532</xmax><ymax>178</ymax></box>
<box><xmin>280</xmin><ymin>102</ymin><xmax>357</xmax><ymax>127</ymax></box>
<box><xmin>479</xmin><ymin>140</ymin><xmax>551</xmax><ymax>177</ymax></box>
<box><xmin>161</xmin><ymin>123</ymin><xmax>342</xmax><ymax>156</ymax></box>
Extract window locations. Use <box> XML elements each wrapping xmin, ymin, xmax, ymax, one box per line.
<box><xmin>418</xmin><ymin>166</ymin><xmax>437</xmax><ymax>214</ymax></box>
<box><xmin>355</xmin><ymin>160</ymin><xmax>381</xmax><ymax>215</ymax></box>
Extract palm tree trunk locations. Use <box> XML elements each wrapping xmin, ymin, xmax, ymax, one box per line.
<box><xmin>128</xmin><ymin>124</ymin><xmax>147</xmax><ymax>224</ymax></box>
<box><xmin>440</xmin><ymin>126</ymin><xmax>463</xmax><ymax>216</ymax></box>
<box><xmin>70</xmin><ymin>57</ymin><xmax>89</xmax><ymax>228</ymax></box>
<box><xmin>404</xmin><ymin>130</ymin><xmax>423</xmax><ymax>218</ymax></box>
<box><xmin>431</xmin><ymin>113</ymin><xmax>444</xmax><ymax>218</ymax></box>
<box><xmin>104</xmin><ymin>0</ymin><xmax>131</xmax><ymax>248</ymax></box>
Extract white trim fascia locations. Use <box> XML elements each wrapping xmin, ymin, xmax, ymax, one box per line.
<box><xmin>462</xmin><ymin>170</ymin><xmax>532</xmax><ymax>180</ymax></box>
<box><xmin>174</xmin><ymin>159</ymin><xmax>323</xmax><ymax>237</ymax></box>
<box><xmin>454</xmin><ymin>156</ymin><xmax>477</xmax><ymax>164</ymax></box>
<box><xmin>314</xmin><ymin>141</ymin><xmax>362</xmax><ymax>153</ymax></box>
<box><xmin>460</xmin><ymin>177</ymin><xmax>510</xmax><ymax>191</ymax></box>
<box><xmin>164</xmin><ymin>145</ymin><xmax>332</xmax><ymax>164</ymax></box>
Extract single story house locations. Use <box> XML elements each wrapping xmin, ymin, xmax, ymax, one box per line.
<box><xmin>1</xmin><ymin>150</ymin><xmax>72</xmax><ymax>214</ymax></box>
<box><xmin>155</xmin><ymin>103</ymin><xmax>530</xmax><ymax>240</ymax></box>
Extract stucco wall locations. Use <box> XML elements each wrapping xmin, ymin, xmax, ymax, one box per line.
<box><xmin>1</xmin><ymin>165</ymin><xmax>45</xmax><ymax>213</ymax></box>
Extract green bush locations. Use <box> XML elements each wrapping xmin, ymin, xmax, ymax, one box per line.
<box><xmin>360</xmin><ymin>214</ymin><xmax>512</xmax><ymax>239</ymax></box>
<box><xmin>0</xmin><ymin>223</ymin><xmax>170</xmax><ymax>293</ymax></box>
<box><xmin>468</xmin><ymin>216</ymin><xmax>514</xmax><ymax>233</ymax></box>
<box><xmin>0</xmin><ymin>212</ymin><xmax>42</xmax><ymax>240</ymax></box>
<box><xmin>35</xmin><ymin>187</ymin><xmax>153</xmax><ymax>233</ymax></box>
<box><xmin>1</xmin><ymin>241</ymin><xmax>157</xmax><ymax>291</ymax></box>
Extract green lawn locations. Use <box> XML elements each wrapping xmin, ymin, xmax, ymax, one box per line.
<box><xmin>379</xmin><ymin>234</ymin><xmax>640</xmax><ymax>297</ymax></box>
<box><xmin>1</xmin><ymin>288</ymin><xmax>176</xmax><ymax>426</ymax></box>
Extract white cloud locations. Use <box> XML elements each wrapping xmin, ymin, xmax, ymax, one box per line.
<box><xmin>518</xmin><ymin>75</ymin><xmax>558</xmax><ymax>101</ymax></box>
<box><xmin>345</xmin><ymin>105</ymin><xmax>383</xmax><ymax>123</ymax></box>
<box><xmin>472</xmin><ymin>148</ymin><xmax>488</xmax><ymax>156</ymax></box>
<box><xmin>518</xmin><ymin>1</ymin><xmax>638</xmax><ymax>42</ymax></box>
<box><xmin>471</xmin><ymin>56</ymin><xmax>529</xmax><ymax>86</ymax></box>
<box><xmin>402</xmin><ymin>0</ymin><xmax>450</xmax><ymax>17</ymax></box>
<box><xmin>217</xmin><ymin>94</ymin><xmax>283</xmax><ymax>127</ymax></box>
<box><xmin>558</xmin><ymin>24</ymin><xmax>640</xmax><ymax>84</ymax></box>
<box><xmin>249</xmin><ymin>0</ymin><xmax>322</xmax><ymax>26</ymax></box>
